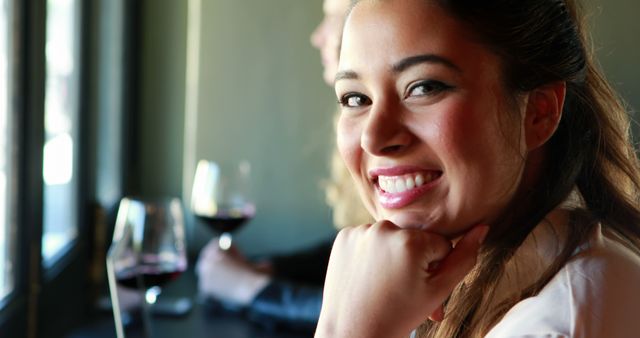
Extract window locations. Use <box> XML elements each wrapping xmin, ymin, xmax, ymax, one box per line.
<box><xmin>42</xmin><ymin>0</ymin><xmax>79</xmax><ymax>266</ymax></box>
<box><xmin>1</xmin><ymin>0</ymin><xmax>106</xmax><ymax>335</ymax></box>
<box><xmin>0</xmin><ymin>0</ymin><xmax>14</xmax><ymax>303</ymax></box>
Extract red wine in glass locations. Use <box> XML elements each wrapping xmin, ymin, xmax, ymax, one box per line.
<box><xmin>195</xmin><ymin>205</ymin><xmax>255</xmax><ymax>233</ymax></box>
<box><xmin>116</xmin><ymin>266</ymin><xmax>185</xmax><ymax>289</ymax></box>
<box><xmin>191</xmin><ymin>160</ymin><xmax>255</xmax><ymax>250</ymax></box>
<box><xmin>195</xmin><ymin>204</ymin><xmax>255</xmax><ymax>250</ymax></box>
<box><xmin>107</xmin><ymin>197</ymin><xmax>187</xmax><ymax>338</ymax></box>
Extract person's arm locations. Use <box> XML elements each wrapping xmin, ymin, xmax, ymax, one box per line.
<box><xmin>196</xmin><ymin>239</ymin><xmax>271</xmax><ymax>306</ymax></box>
<box><xmin>195</xmin><ymin>237</ymin><xmax>330</xmax><ymax>331</ymax></box>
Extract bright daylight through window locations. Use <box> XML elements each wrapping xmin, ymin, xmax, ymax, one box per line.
<box><xmin>0</xmin><ymin>0</ymin><xmax>14</xmax><ymax>302</ymax></box>
<box><xmin>42</xmin><ymin>0</ymin><xmax>79</xmax><ymax>266</ymax></box>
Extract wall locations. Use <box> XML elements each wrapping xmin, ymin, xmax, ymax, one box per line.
<box><xmin>137</xmin><ymin>0</ymin><xmax>187</xmax><ymax>198</ymax></box>
<box><xmin>586</xmin><ymin>0</ymin><xmax>640</xmax><ymax>138</ymax></box>
<box><xmin>136</xmin><ymin>0</ymin><xmax>640</xmax><ymax>256</ymax></box>
<box><xmin>139</xmin><ymin>0</ymin><xmax>336</xmax><ymax>255</ymax></box>
<box><xmin>186</xmin><ymin>0</ymin><xmax>337</xmax><ymax>255</ymax></box>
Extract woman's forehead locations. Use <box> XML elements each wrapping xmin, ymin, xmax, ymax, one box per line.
<box><xmin>340</xmin><ymin>0</ymin><xmax>480</xmax><ymax>69</ymax></box>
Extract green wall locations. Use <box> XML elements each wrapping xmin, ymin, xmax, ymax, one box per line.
<box><xmin>187</xmin><ymin>0</ymin><xmax>337</xmax><ymax>255</ymax></box>
<box><xmin>136</xmin><ymin>0</ymin><xmax>640</xmax><ymax>255</ymax></box>
<box><xmin>586</xmin><ymin>0</ymin><xmax>640</xmax><ymax>138</ymax></box>
<box><xmin>137</xmin><ymin>0</ymin><xmax>187</xmax><ymax>198</ymax></box>
<box><xmin>138</xmin><ymin>0</ymin><xmax>336</xmax><ymax>255</ymax></box>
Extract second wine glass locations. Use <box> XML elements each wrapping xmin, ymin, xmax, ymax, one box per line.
<box><xmin>191</xmin><ymin>160</ymin><xmax>255</xmax><ymax>250</ymax></box>
<box><xmin>107</xmin><ymin>197</ymin><xmax>188</xmax><ymax>338</ymax></box>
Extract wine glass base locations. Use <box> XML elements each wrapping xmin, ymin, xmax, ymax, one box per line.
<box><xmin>145</xmin><ymin>286</ymin><xmax>162</xmax><ymax>304</ymax></box>
<box><xmin>151</xmin><ymin>296</ymin><xmax>193</xmax><ymax>317</ymax></box>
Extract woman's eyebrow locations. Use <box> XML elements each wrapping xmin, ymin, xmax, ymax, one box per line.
<box><xmin>335</xmin><ymin>70</ymin><xmax>359</xmax><ymax>83</ymax></box>
<box><xmin>392</xmin><ymin>54</ymin><xmax>461</xmax><ymax>73</ymax></box>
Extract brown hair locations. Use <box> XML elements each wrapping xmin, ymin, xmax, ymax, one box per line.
<box><xmin>404</xmin><ymin>0</ymin><xmax>640</xmax><ymax>336</ymax></box>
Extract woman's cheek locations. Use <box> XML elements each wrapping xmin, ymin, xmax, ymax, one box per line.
<box><xmin>337</xmin><ymin>118</ymin><xmax>362</xmax><ymax>163</ymax></box>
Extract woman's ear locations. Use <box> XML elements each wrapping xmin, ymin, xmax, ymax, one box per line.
<box><xmin>524</xmin><ymin>81</ymin><xmax>566</xmax><ymax>150</ymax></box>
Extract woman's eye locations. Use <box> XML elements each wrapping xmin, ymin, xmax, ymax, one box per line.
<box><xmin>339</xmin><ymin>93</ymin><xmax>371</xmax><ymax>108</ymax></box>
<box><xmin>407</xmin><ymin>80</ymin><xmax>453</xmax><ymax>97</ymax></box>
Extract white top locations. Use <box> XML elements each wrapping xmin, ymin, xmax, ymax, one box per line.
<box><xmin>486</xmin><ymin>220</ymin><xmax>640</xmax><ymax>338</ymax></box>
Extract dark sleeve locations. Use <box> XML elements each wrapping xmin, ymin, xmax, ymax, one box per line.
<box><xmin>247</xmin><ymin>280</ymin><xmax>323</xmax><ymax>333</ymax></box>
<box><xmin>268</xmin><ymin>237</ymin><xmax>335</xmax><ymax>286</ymax></box>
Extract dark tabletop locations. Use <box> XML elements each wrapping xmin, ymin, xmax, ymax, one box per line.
<box><xmin>66</xmin><ymin>269</ymin><xmax>312</xmax><ymax>338</ymax></box>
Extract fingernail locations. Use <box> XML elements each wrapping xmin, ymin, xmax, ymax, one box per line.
<box><xmin>476</xmin><ymin>225</ymin><xmax>490</xmax><ymax>245</ymax></box>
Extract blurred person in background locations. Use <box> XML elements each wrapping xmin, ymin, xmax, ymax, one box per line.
<box><xmin>195</xmin><ymin>0</ymin><xmax>372</xmax><ymax>332</ymax></box>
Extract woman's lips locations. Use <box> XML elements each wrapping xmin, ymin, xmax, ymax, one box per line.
<box><xmin>373</xmin><ymin>171</ymin><xmax>442</xmax><ymax>209</ymax></box>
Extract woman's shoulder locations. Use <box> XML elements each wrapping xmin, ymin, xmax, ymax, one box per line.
<box><xmin>569</xmin><ymin>223</ymin><xmax>640</xmax><ymax>276</ymax></box>
<box><xmin>486</xmin><ymin>224</ymin><xmax>640</xmax><ymax>338</ymax></box>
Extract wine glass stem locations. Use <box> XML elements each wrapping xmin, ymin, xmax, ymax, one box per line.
<box><xmin>141</xmin><ymin>297</ymin><xmax>154</xmax><ymax>338</ymax></box>
<box><xmin>137</xmin><ymin>275</ymin><xmax>155</xmax><ymax>338</ymax></box>
<box><xmin>218</xmin><ymin>232</ymin><xmax>233</xmax><ymax>250</ymax></box>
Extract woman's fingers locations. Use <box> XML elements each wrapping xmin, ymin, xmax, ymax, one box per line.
<box><xmin>428</xmin><ymin>304</ymin><xmax>445</xmax><ymax>322</ymax></box>
<box><xmin>431</xmin><ymin>225</ymin><xmax>489</xmax><ymax>294</ymax></box>
<box><xmin>419</xmin><ymin>225</ymin><xmax>488</xmax><ymax>323</ymax></box>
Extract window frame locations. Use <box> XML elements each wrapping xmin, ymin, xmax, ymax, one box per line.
<box><xmin>0</xmin><ymin>0</ymin><xmax>94</xmax><ymax>336</ymax></box>
<box><xmin>0</xmin><ymin>0</ymin><xmax>41</xmax><ymax>334</ymax></box>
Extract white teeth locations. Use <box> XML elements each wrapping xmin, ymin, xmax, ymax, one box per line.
<box><xmin>378</xmin><ymin>172</ymin><xmax>439</xmax><ymax>193</ymax></box>
<box><xmin>386</xmin><ymin>178</ymin><xmax>397</xmax><ymax>193</ymax></box>
<box><xmin>405</xmin><ymin>177</ymin><xmax>415</xmax><ymax>189</ymax></box>
<box><xmin>380</xmin><ymin>177</ymin><xmax>395</xmax><ymax>193</ymax></box>
<box><xmin>378</xmin><ymin>178</ymin><xmax>385</xmax><ymax>192</ymax></box>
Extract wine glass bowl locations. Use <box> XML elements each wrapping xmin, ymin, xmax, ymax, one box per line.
<box><xmin>191</xmin><ymin>160</ymin><xmax>255</xmax><ymax>250</ymax></box>
<box><xmin>111</xmin><ymin>198</ymin><xmax>188</xmax><ymax>290</ymax></box>
<box><xmin>107</xmin><ymin>197</ymin><xmax>188</xmax><ymax>338</ymax></box>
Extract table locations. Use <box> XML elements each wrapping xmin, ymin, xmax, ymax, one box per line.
<box><xmin>67</xmin><ymin>308</ymin><xmax>312</xmax><ymax>338</ymax></box>
<box><xmin>66</xmin><ymin>270</ymin><xmax>313</xmax><ymax>338</ymax></box>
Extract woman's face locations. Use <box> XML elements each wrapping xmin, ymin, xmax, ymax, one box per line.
<box><xmin>336</xmin><ymin>0</ymin><xmax>529</xmax><ymax>237</ymax></box>
<box><xmin>310</xmin><ymin>0</ymin><xmax>351</xmax><ymax>85</ymax></box>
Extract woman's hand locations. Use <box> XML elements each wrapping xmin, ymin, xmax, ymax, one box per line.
<box><xmin>315</xmin><ymin>221</ymin><xmax>489</xmax><ymax>338</ymax></box>
<box><xmin>195</xmin><ymin>238</ymin><xmax>271</xmax><ymax>306</ymax></box>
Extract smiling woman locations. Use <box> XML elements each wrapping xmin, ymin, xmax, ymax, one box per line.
<box><xmin>316</xmin><ymin>0</ymin><xmax>640</xmax><ymax>337</ymax></box>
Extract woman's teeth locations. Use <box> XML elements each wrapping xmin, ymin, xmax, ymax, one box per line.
<box><xmin>378</xmin><ymin>172</ymin><xmax>439</xmax><ymax>193</ymax></box>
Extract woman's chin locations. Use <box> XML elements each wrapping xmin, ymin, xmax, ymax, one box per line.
<box><xmin>382</xmin><ymin>214</ymin><xmax>469</xmax><ymax>238</ymax></box>
<box><xmin>382</xmin><ymin>214</ymin><xmax>439</xmax><ymax>231</ymax></box>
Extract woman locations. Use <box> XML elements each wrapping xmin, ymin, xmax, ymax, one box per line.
<box><xmin>316</xmin><ymin>0</ymin><xmax>640</xmax><ymax>337</ymax></box>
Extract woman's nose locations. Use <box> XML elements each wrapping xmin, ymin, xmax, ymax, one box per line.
<box><xmin>361</xmin><ymin>102</ymin><xmax>412</xmax><ymax>156</ymax></box>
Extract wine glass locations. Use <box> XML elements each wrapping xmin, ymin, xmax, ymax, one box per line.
<box><xmin>106</xmin><ymin>197</ymin><xmax>188</xmax><ymax>338</ymax></box>
<box><xmin>191</xmin><ymin>160</ymin><xmax>255</xmax><ymax>250</ymax></box>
